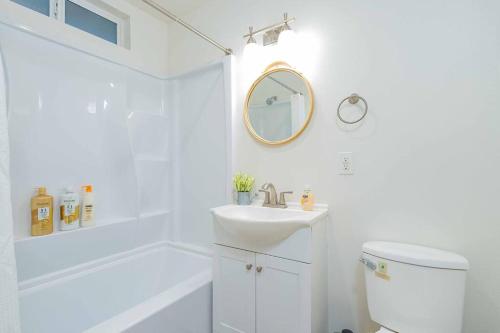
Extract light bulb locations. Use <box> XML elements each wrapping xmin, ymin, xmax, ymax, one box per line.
<box><xmin>278</xmin><ymin>29</ymin><xmax>297</xmax><ymax>54</ymax></box>
<box><xmin>243</xmin><ymin>41</ymin><xmax>263</xmax><ymax>82</ymax></box>
<box><xmin>278</xmin><ymin>28</ymin><xmax>298</xmax><ymax>66</ymax></box>
<box><xmin>244</xmin><ymin>26</ymin><xmax>259</xmax><ymax>60</ymax></box>
<box><xmin>244</xmin><ymin>41</ymin><xmax>260</xmax><ymax>59</ymax></box>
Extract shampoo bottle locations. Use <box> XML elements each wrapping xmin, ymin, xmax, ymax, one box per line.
<box><xmin>31</xmin><ymin>187</ymin><xmax>54</xmax><ymax>236</ymax></box>
<box><xmin>300</xmin><ymin>185</ymin><xmax>315</xmax><ymax>211</ymax></box>
<box><xmin>80</xmin><ymin>185</ymin><xmax>95</xmax><ymax>227</ymax></box>
<box><xmin>59</xmin><ymin>187</ymin><xmax>80</xmax><ymax>231</ymax></box>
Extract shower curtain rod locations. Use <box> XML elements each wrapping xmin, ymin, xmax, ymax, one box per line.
<box><xmin>142</xmin><ymin>0</ymin><xmax>233</xmax><ymax>55</ymax></box>
<box><xmin>267</xmin><ymin>76</ymin><xmax>300</xmax><ymax>95</ymax></box>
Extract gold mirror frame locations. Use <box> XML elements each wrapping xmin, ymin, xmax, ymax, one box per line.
<box><xmin>243</xmin><ymin>62</ymin><xmax>314</xmax><ymax>145</ymax></box>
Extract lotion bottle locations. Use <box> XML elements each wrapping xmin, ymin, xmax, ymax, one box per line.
<box><xmin>31</xmin><ymin>187</ymin><xmax>54</xmax><ymax>236</ymax></box>
<box><xmin>80</xmin><ymin>185</ymin><xmax>95</xmax><ymax>227</ymax></box>
<box><xmin>300</xmin><ymin>185</ymin><xmax>315</xmax><ymax>211</ymax></box>
<box><xmin>59</xmin><ymin>187</ymin><xmax>80</xmax><ymax>231</ymax></box>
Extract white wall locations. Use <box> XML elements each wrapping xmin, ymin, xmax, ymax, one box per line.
<box><xmin>167</xmin><ymin>0</ymin><xmax>500</xmax><ymax>332</ymax></box>
<box><xmin>0</xmin><ymin>0</ymin><xmax>169</xmax><ymax>77</ymax></box>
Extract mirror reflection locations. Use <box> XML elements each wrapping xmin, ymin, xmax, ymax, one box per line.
<box><xmin>245</xmin><ymin>67</ymin><xmax>313</xmax><ymax>144</ymax></box>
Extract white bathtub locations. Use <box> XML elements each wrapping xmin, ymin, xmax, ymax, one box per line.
<box><xmin>18</xmin><ymin>243</ymin><xmax>212</xmax><ymax>333</ymax></box>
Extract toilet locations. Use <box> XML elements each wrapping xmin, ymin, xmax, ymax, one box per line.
<box><xmin>361</xmin><ymin>241</ymin><xmax>469</xmax><ymax>333</ymax></box>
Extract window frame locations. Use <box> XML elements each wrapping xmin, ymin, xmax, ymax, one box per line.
<box><xmin>10</xmin><ymin>0</ymin><xmax>53</xmax><ymax>16</ymax></box>
<box><xmin>57</xmin><ymin>0</ymin><xmax>124</xmax><ymax>46</ymax></box>
<box><xmin>11</xmin><ymin>0</ymin><xmax>125</xmax><ymax>46</ymax></box>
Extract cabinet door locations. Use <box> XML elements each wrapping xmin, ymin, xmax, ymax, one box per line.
<box><xmin>255</xmin><ymin>254</ymin><xmax>311</xmax><ymax>333</ymax></box>
<box><xmin>214</xmin><ymin>245</ymin><xmax>256</xmax><ymax>333</ymax></box>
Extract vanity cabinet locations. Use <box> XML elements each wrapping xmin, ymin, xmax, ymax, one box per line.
<box><xmin>255</xmin><ymin>253</ymin><xmax>310</xmax><ymax>333</ymax></box>
<box><xmin>212</xmin><ymin>209</ymin><xmax>328</xmax><ymax>333</ymax></box>
<box><xmin>213</xmin><ymin>246</ymin><xmax>256</xmax><ymax>333</ymax></box>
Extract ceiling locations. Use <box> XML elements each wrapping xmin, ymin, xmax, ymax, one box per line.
<box><xmin>126</xmin><ymin>0</ymin><xmax>210</xmax><ymax>18</ymax></box>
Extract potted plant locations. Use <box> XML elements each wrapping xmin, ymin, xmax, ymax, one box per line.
<box><xmin>233</xmin><ymin>172</ymin><xmax>255</xmax><ymax>205</ymax></box>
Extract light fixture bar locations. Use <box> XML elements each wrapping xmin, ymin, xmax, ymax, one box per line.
<box><xmin>242</xmin><ymin>16</ymin><xmax>296</xmax><ymax>38</ymax></box>
<box><xmin>142</xmin><ymin>0</ymin><xmax>232</xmax><ymax>55</ymax></box>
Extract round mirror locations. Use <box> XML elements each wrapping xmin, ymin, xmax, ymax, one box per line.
<box><xmin>244</xmin><ymin>62</ymin><xmax>314</xmax><ymax>145</ymax></box>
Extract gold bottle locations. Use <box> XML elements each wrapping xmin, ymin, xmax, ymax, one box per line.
<box><xmin>31</xmin><ymin>187</ymin><xmax>54</xmax><ymax>236</ymax></box>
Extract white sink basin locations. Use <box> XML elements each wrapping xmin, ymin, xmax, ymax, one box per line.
<box><xmin>211</xmin><ymin>205</ymin><xmax>327</xmax><ymax>244</ymax></box>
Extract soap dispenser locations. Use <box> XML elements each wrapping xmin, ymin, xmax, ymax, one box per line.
<box><xmin>300</xmin><ymin>185</ymin><xmax>315</xmax><ymax>211</ymax></box>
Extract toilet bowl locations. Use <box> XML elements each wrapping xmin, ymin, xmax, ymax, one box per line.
<box><xmin>361</xmin><ymin>241</ymin><xmax>469</xmax><ymax>333</ymax></box>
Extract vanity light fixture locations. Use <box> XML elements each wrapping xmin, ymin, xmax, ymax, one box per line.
<box><xmin>277</xmin><ymin>13</ymin><xmax>296</xmax><ymax>47</ymax></box>
<box><xmin>246</xmin><ymin>26</ymin><xmax>257</xmax><ymax>45</ymax></box>
<box><xmin>242</xmin><ymin>13</ymin><xmax>296</xmax><ymax>47</ymax></box>
<box><xmin>244</xmin><ymin>26</ymin><xmax>261</xmax><ymax>58</ymax></box>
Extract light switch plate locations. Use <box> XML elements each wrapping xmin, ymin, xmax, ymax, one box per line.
<box><xmin>338</xmin><ymin>152</ymin><xmax>354</xmax><ymax>175</ymax></box>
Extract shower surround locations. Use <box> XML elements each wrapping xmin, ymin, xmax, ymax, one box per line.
<box><xmin>2</xmin><ymin>20</ymin><xmax>232</xmax><ymax>332</ymax></box>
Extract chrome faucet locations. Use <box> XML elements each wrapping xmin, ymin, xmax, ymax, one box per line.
<box><xmin>259</xmin><ymin>183</ymin><xmax>293</xmax><ymax>208</ymax></box>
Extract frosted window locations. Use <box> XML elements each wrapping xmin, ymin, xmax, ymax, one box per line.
<box><xmin>11</xmin><ymin>0</ymin><xmax>50</xmax><ymax>16</ymax></box>
<box><xmin>65</xmin><ymin>1</ymin><xmax>118</xmax><ymax>44</ymax></box>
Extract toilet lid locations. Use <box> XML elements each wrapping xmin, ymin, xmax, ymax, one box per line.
<box><xmin>376</xmin><ymin>327</ymin><xmax>395</xmax><ymax>333</ymax></box>
<box><xmin>362</xmin><ymin>241</ymin><xmax>469</xmax><ymax>270</ymax></box>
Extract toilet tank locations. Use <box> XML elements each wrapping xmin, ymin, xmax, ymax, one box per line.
<box><xmin>361</xmin><ymin>242</ymin><xmax>469</xmax><ymax>333</ymax></box>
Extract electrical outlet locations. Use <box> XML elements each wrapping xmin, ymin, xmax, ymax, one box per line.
<box><xmin>338</xmin><ymin>152</ymin><xmax>354</xmax><ymax>175</ymax></box>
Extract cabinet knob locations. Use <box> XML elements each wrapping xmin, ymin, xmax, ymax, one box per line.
<box><xmin>246</xmin><ymin>264</ymin><xmax>253</xmax><ymax>271</ymax></box>
<box><xmin>256</xmin><ymin>266</ymin><xmax>263</xmax><ymax>273</ymax></box>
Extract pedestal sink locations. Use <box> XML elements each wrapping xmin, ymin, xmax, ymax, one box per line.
<box><xmin>211</xmin><ymin>204</ymin><xmax>328</xmax><ymax>245</ymax></box>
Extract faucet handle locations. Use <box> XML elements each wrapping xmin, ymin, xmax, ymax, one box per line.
<box><xmin>278</xmin><ymin>191</ymin><xmax>293</xmax><ymax>208</ymax></box>
<box><xmin>259</xmin><ymin>189</ymin><xmax>271</xmax><ymax>204</ymax></box>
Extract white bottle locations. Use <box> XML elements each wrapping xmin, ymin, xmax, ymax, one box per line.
<box><xmin>80</xmin><ymin>185</ymin><xmax>95</xmax><ymax>227</ymax></box>
<box><xmin>59</xmin><ymin>187</ymin><xmax>80</xmax><ymax>231</ymax></box>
